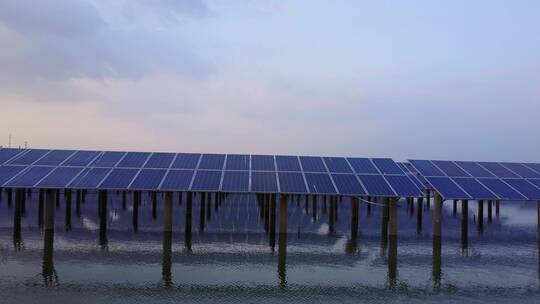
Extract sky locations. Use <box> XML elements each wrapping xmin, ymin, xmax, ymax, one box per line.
<box><xmin>0</xmin><ymin>0</ymin><xmax>539</xmax><ymax>162</ymax></box>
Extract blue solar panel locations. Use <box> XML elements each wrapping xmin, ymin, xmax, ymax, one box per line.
<box><xmin>357</xmin><ymin>175</ymin><xmax>395</xmax><ymax>196</ymax></box>
<box><xmin>409</xmin><ymin>160</ymin><xmax>445</xmax><ymax>177</ymax></box>
<box><xmin>528</xmin><ymin>179</ymin><xmax>540</xmax><ymax>189</ymax></box>
<box><xmin>91</xmin><ymin>151</ymin><xmax>126</xmax><ymax>167</ymax></box>
<box><xmin>251</xmin><ymin>155</ymin><xmax>275</xmax><ymax>171</ymax></box>
<box><xmin>36</xmin><ymin>167</ymin><xmax>83</xmax><ymax>188</ymax></box>
<box><xmin>323</xmin><ymin>157</ymin><xmax>353</xmax><ymax>173</ymax></box>
<box><xmin>144</xmin><ymin>153</ymin><xmax>175</xmax><ymax>169</ymax></box>
<box><xmin>275</xmin><ymin>155</ymin><xmax>301</xmax><ymax>171</ymax></box>
<box><xmin>278</xmin><ymin>172</ymin><xmax>307</xmax><ymax>193</ymax></box>
<box><xmin>63</xmin><ymin>151</ymin><xmax>99</xmax><ymax>167</ymax></box>
<box><xmin>117</xmin><ymin>152</ymin><xmax>150</xmax><ymax>168</ymax></box>
<box><xmin>304</xmin><ymin>173</ymin><xmax>337</xmax><ymax>194</ymax></box>
<box><xmin>479</xmin><ymin>162</ymin><xmax>520</xmax><ymax>178</ymax></box>
<box><xmin>372</xmin><ymin>158</ymin><xmax>403</xmax><ymax>175</ymax></box>
<box><xmin>198</xmin><ymin>154</ymin><xmax>225</xmax><ymax>170</ymax></box>
<box><xmin>69</xmin><ymin>168</ymin><xmax>111</xmax><ymax>189</ymax></box>
<box><xmin>4</xmin><ymin>166</ymin><xmax>54</xmax><ymax>188</ymax></box>
<box><xmin>159</xmin><ymin>170</ymin><xmax>194</xmax><ymax>191</ymax></box>
<box><xmin>0</xmin><ymin>165</ymin><xmax>26</xmax><ymax>185</ymax></box>
<box><xmin>455</xmin><ymin>161</ymin><xmax>495</xmax><ymax>178</ymax></box>
<box><xmin>221</xmin><ymin>171</ymin><xmax>249</xmax><ymax>192</ymax></box>
<box><xmin>34</xmin><ymin>150</ymin><xmax>75</xmax><ymax>166</ymax></box>
<box><xmin>452</xmin><ymin>177</ymin><xmax>498</xmax><ymax>200</ymax></box>
<box><xmin>191</xmin><ymin>170</ymin><xmax>222</xmax><ymax>191</ymax></box>
<box><xmin>407</xmin><ymin>174</ymin><xmax>425</xmax><ymax>190</ymax></box>
<box><xmin>225</xmin><ymin>154</ymin><xmax>250</xmax><ymax>170</ymax></box>
<box><xmin>99</xmin><ymin>168</ymin><xmax>138</xmax><ymax>189</ymax></box>
<box><xmin>501</xmin><ymin>163</ymin><xmax>540</xmax><ymax>178</ymax></box>
<box><xmin>384</xmin><ymin>175</ymin><xmax>422</xmax><ymax>197</ymax></box>
<box><xmin>299</xmin><ymin>156</ymin><xmax>327</xmax><ymax>173</ymax></box>
<box><xmin>8</xmin><ymin>149</ymin><xmax>50</xmax><ymax>165</ymax></box>
<box><xmin>524</xmin><ymin>164</ymin><xmax>540</xmax><ymax>175</ymax></box>
<box><xmin>396</xmin><ymin>162</ymin><xmax>411</xmax><ymax>173</ymax></box>
<box><xmin>502</xmin><ymin>179</ymin><xmax>540</xmax><ymax>200</ymax></box>
<box><xmin>425</xmin><ymin>177</ymin><xmax>471</xmax><ymax>200</ymax></box>
<box><xmin>477</xmin><ymin>178</ymin><xmax>525</xmax><ymax>200</ymax></box>
<box><xmin>251</xmin><ymin>171</ymin><xmax>278</xmax><ymax>192</ymax></box>
<box><xmin>0</xmin><ymin>149</ymin><xmax>25</xmax><ymax>165</ymax></box>
<box><xmin>331</xmin><ymin>174</ymin><xmax>366</xmax><ymax>195</ymax></box>
<box><xmin>171</xmin><ymin>153</ymin><xmax>201</xmax><ymax>169</ymax></box>
<box><xmin>432</xmin><ymin>160</ymin><xmax>470</xmax><ymax>177</ymax></box>
<box><xmin>129</xmin><ymin>169</ymin><xmax>167</xmax><ymax>190</ymax></box>
<box><xmin>347</xmin><ymin>158</ymin><xmax>379</xmax><ymax>174</ymax></box>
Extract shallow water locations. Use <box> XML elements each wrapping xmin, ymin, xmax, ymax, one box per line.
<box><xmin>0</xmin><ymin>190</ymin><xmax>539</xmax><ymax>303</ymax></box>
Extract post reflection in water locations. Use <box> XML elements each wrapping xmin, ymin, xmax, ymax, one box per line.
<box><xmin>432</xmin><ymin>236</ymin><xmax>442</xmax><ymax>289</ymax></box>
<box><xmin>388</xmin><ymin>235</ymin><xmax>398</xmax><ymax>289</ymax></box>
<box><xmin>185</xmin><ymin>192</ymin><xmax>193</xmax><ymax>252</ymax></box>
<box><xmin>346</xmin><ymin>197</ymin><xmax>359</xmax><ymax>255</ymax></box>
<box><xmin>99</xmin><ymin>190</ymin><xmax>108</xmax><ymax>250</ymax></box>
<box><xmin>43</xmin><ymin>189</ymin><xmax>57</xmax><ymax>286</ymax></box>
<box><xmin>162</xmin><ymin>192</ymin><xmax>173</xmax><ymax>288</ymax></box>
<box><xmin>13</xmin><ymin>188</ymin><xmax>24</xmax><ymax>250</ymax></box>
<box><xmin>461</xmin><ymin>200</ymin><xmax>469</xmax><ymax>255</ymax></box>
<box><xmin>278</xmin><ymin>194</ymin><xmax>288</xmax><ymax>288</ymax></box>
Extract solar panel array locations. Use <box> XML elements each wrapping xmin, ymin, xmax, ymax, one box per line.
<box><xmin>0</xmin><ymin>148</ymin><xmax>422</xmax><ymax>197</ymax></box>
<box><xmin>408</xmin><ymin>160</ymin><xmax>540</xmax><ymax>201</ymax></box>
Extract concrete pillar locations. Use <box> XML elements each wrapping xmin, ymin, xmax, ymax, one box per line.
<box><xmin>312</xmin><ymin>195</ymin><xmax>317</xmax><ymax>222</ymax></box>
<box><xmin>351</xmin><ymin>197</ymin><xmax>359</xmax><ymax>240</ymax></box>
<box><xmin>42</xmin><ymin>219</ymin><xmax>55</xmax><ymax>286</ymax></box>
<box><xmin>65</xmin><ymin>189</ymin><xmax>72</xmax><ymax>231</ymax></box>
<box><xmin>279</xmin><ymin>195</ymin><xmax>288</xmax><ymax>234</ymax></box>
<box><xmin>214</xmin><ymin>192</ymin><xmax>218</xmax><ymax>211</ymax></box>
<box><xmin>417</xmin><ymin>196</ymin><xmax>423</xmax><ymax>234</ymax></box>
<box><xmin>199</xmin><ymin>192</ymin><xmax>206</xmax><ymax>232</ymax></box>
<box><xmin>38</xmin><ymin>189</ymin><xmax>44</xmax><ymax>230</ymax></box>
<box><xmin>122</xmin><ymin>191</ymin><xmax>126</xmax><ymax>210</ymax></box>
<box><xmin>496</xmin><ymin>200</ymin><xmax>500</xmax><ymax>217</ymax></box>
<box><xmin>164</xmin><ymin>192</ymin><xmax>173</xmax><ymax>232</ymax></box>
<box><xmin>162</xmin><ymin>224</ymin><xmax>172</xmax><ymax>288</ymax></box>
<box><xmin>461</xmin><ymin>200</ymin><xmax>468</xmax><ymax>254</ymax></box>
<box><xmin>278</xmin><ymin>225</ymin><xmax>287</xmax><ymax>289</ymax></box>
<box><xmin>433</xmin><ymin>193</ymin><xmax>442</xmax><ymax>238</ymax></box>
<box><xmin>453</xmin><ymin>200</ymin><xmax>457</xmax><ymax>217</ymax></box>
<box><xmin>185</xmin><ymin>192</ymin><xmax>192</xmax><ymax>251</ymax></box>
<box><xmin>264</xmin><ymin>194</ymin><xmax>270</xmax><ymax>231</ymax></box>
<box><xmin>334</xmin><ymin>197</ymin><xmax>339</xmax><ymax>222</ymax></box>
<box><xmin>99</xmin><ymin>190</ymin><xmax>108</xmax><ymax>249</ymax></box>
<box><xmin>7</xmin><ymin>188</ymin><xmax>13</xmax><ymax>207</ymax></box>
<box><xmin>487</xmin><ymin>200</ymin><xmax>493</xmax><ymax>223</ymax></box>
<box><xmin>133</xmin><ymin>191</ymin><xmax>140</xmax><ymax>232</ymax></box>
<box><xmin>322</xmin><ymin>195</ymin><xmax>327</xmax><ymax>214</ymax></box>
<box><xmin>55</xmin><ymin>189</ymin><xmax>60</xmax><ymax>209</ymax></box>
<box><xmin>76</xmin><ymin>190</ymin><xmax>81</xmax><ymax>218</ymax></box>
<box><xmin>44</xmin><ymin>189</ymin><xmax>55</xmax><ymax>231</ymax></box>
<box><xmin>426</xmin><ymin>191</ymin><xmax>431</xmax><ymax>211</ymax></box>
<box><xmin>388</xmin><ymin>197</ymin><xmax>398</xmax><ymax>238</ymax></box>
<box><xmin>206</xmin><ymin>192</ymin><xmax>212</xmax><ymax>220</ymax></box>
<box><xmin>152</xmin><ymin>191</ymin><xmax>157</xmax><ymax>220</ymax></box>
<box><xmin>13</xmin><ymin>188</ymin><xmax>23</xmax><ymax>250</ymax></box>
<box><xmin>409</xmin><ymin>197</ymin><xmax>414</xmax><ymax>216</ymax></box>
<box><xmin>328</xmin><ymin>196</ymin><xmax>335</xmax><ymax>234</ymax></box>
<box><xmin>432</xmin><ymin>234</ymin><xmax>442</xmax><ymax>289</ymax></box>
<box><xmin>269</xmin><ymin>194</ymin><xmax>277</xmax><ymax>251</ymax></box>
<box><xmin>388</xmin><ymin>232</ymin><xmax>398</xmax><ymax>289</ymax></box>
<box><xmin>380</xmin><ymin>198</ymin><xmax>389</xmax><ymax>255</ymax></box>
<box><xmin>477</xmin><ymin>200</ymin><xmax>484</xmax><ymax>233</ymax></box>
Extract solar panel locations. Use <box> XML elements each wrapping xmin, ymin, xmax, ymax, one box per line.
<box><xmin>225</xmin><ymin>154</ymin><xmax>250</xmax><ymax>170</ymax></box>
<box><xmin>299</xmin><ymin>156</ymin><xmax>327</xmax><ymax>173</ymax></box>
<box><xmin>171</xmin><ymin>153</ymin><xmax>200</xmax><ymax>169</ymax></box>
<box><xmin>69</xmin><ymin>168</ymin><xmax>111</xmax><ymax>189</ymax></box>
<box><xmin>501</xmin><ymin>163</ymin><xmax>540</xmax><ymax>178</ymax></box>
<box><xmin>129</xmin><ymin>169</ymin><xmax>167</xmax><ymax>190</ymax></box>
<box><xmin>323</xmin><ymin>157</ymin><xmax>353</xmax><ymax>173</ymax></box>
<box><xmin>278</xmin><ymin>172</ymin><xmax>307</xmax><ymax>193</ymax></box>
<box><xmin>357</xmin><ymin>175</ymin><xmax>395</xmax><ymax>196</ymax></box>
<box><xmin>159</xmin><ymin>170</ymin><xmax>194</xmax><ymax>191</ymax></box>
<box><xmin>0</xmin><ymin>149</ymin><xmax>25</xmax><ymax>165</ymax></box>
<box><xmin>0</xmin><ymin>165</ymin><xmax>26</xmax><ymax>185</ymax></box>
<box><xmin>347</xmin><ymin>158</ymin><xmax>379</xmax><ymax>174</ymax></box>
<box><xmin>36</xmin><ymin>167</ymin><xmax>83</xmax><ymax>188</ymax></box>
<box><xmin>91</xmin><ymin>151</ymin><xmax>126</xmax><ymax>167</ymax></box>
<box><xmin>304</xmin><ymin>173</ymin><xmax>337</xmax><ymax>194</ymax></box>
<box><xmin>384</xmin><ymin>175</ymin><xmax>422</xmax><ymax>197</ymax></box>
<box><xmin>191</xmin><ymin>170</ymin><xmax>222</xmax><ymax>191</ymax></box>
<box><xmin>275</xmin><ymin>155</ymin><xmax>301</xmax><ymax>171</ymax></box>
<box><xmin>144</xmin><ymin>153</ymin><xmax>175</xmax><ymax>169</ymax></box>
<box><xmin>34</xmin><ymin>150</ymin><xmax>75</xmax><ymax>166</ymax></box>
<box><xmin>523</xmin><ymin>164</ymin><xmax>540</xmax><ymax>175</ymax></box>
<box><xmin>4</xmin><ymin>166</ymin><xmax>55</xmax><ymax>188</ymax></box>
<box><xmin>371</xmin><ymin>158</ymin><xmax>403</xmax><ymax>175</ymax></box>
<box><xmin>455</xmin><ymin>161</ymin><xmax>495</xmax><ymax>178</ymax></box>
<box><xmin>198</xmin><ymin>154</ymin><xmax>225</xmax><ymax>170</ymax></box>
<box><xmin>452</xmin><ymin>177</ymin><xmax>498</xmax><ymax>200</ymax></box>
<box><xmin>528</xmin><ymin>179</ymin><xmax>540</xmax><ymax>189</ymax></box>
<box><xmin>409</xmin><ymin>160</ymin><xmax>445</xmax><ymax>177</ymax></box>
<box><xmin>501</xmin><ymin>179</ymin><xmax>540</xmax><ymax>200</ymax></box>
<box><xmin>396</xmin><ymin>162</ymin><xmax>411</xmax><ymax>173</ymax></box>
<box><xmin>425</xmin><ymin>177</ymin><xmax>471</xmax><ymax>200</ymax></box>
<box><xmin>251</xmin><ymin>171</ymin><xmax>278</xmax><ymax>192</ymax></box>
<box><xmin>479</xmin><ymin>162</ymin><xmax>520</xmax><ymax>178</ymax></box>
<box><xmin>251</xmin><ymin>155</ymin><xmax>275</xmax><ymax>171</ymax></box>
<box><xmin>63</xmin><ymin>151</ymin><xmax>99</xmax><ymax>167</ymax></box>
<box><xmin>116</xmin><ymin>152</ymin><xmax>150</xmax><ymax>168</ymax></box>
<box><xmin>331</xmin><ymin>174</ymin><xmax>366</xmax><ymax>195</ymax></box>
<box><xmin>477</xmin><ymin>178</ymin><xmax>525</xmax><ymax>200</ymax></box>
<box><xmin>8</xmin><ymin>149</ymin><xmax>50</xmax><ymax>165</ymax></box>
<box><xmin>99</xmin><ymin>168</ymin><xmax>138</xmax><ymax>189</ymax></box>
<box><xmin>431</xmin><ymin>160</ymin><xmax>470</xmax><ymax>177</ymax></box>
<box><xmin>221</xmin><ymin>171</ymin><xmax>249</xmax><ymax>192</ymax></box>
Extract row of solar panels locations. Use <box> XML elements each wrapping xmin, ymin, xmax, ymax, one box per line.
<box><xmin>0</xmin><ymin>148</ymin><xmax>423</xmax><ymax>197</ymax></box>
<box><xmin>407</xmin><ymin>159</ymin><xmax>540</xmax><ymax>201</ymax></box>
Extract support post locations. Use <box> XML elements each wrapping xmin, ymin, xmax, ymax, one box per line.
<box><xmin>388</xmin><ymin>197</ymin><xmax>398</xmax><ymax>238</ymax></box>
<box><xmin>477</xmin><ymin>200</ymin><xmax>484</xmax><ymax>233</ymax></box>
<box><xmin>279</xmin><ymin>195</ymin><xmax>288</xmax><ymax>234</ymax></box>
<box><xmin>199</xmin><ymin>192</ymin><xmax>206</xmax><ymax>232</ymax></box>
<box><xmin>417</xmin><ymin>196</ymin><xmax>423</xmax><ymax>234</ymax></box>
<box><xmin>185</xmin><ymin>192</ymin><xmax>192</xmax><ymax>251</ymax></box>
<box><xmin>43</xmin><ymin>189</ymin><xmax>56</xmax><ymax>286</ymax></box>
<box><xmin>461</xmin><ymin>200</ymin><xmax>468</xmax><ymax>254</ymax></box>
<box><xmin>65</xmin><ymin>189</ymin><xmax>72</xmax><ymax>231</ymax></box>
<box><xmin>133</xmin><ymin>191</ymin><xmax>140</xmax><ymax>232</ymax></box>
<box><xmin>312</xmin><ymin>195</ymin><xmax>317</xmax><ymax>222</ymax></box>
<box><xmin>487</xmin><ymin>200</ymin><xmax>493</xmax><ymax>223</ymax></box>
<box><xmin>433</xmin><ymin>193</ymin><xmax>442</xmax><ymax>238</ymax></box>
<box><xmin>99</xmin><ymin>190</ymin><xmax>108</xmax><ymax>249</ymax></box>
<box><xmin>269</xmin><ymin>194</ymin><xmax>276</xmax><ymax>251</ymax></box>
<box><xmin>496</xmin><ymin>200</ymin><xmax>500</xmax><ymax>217</ymax></box>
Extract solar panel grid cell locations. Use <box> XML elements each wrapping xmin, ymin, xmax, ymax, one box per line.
<box><xmin>304</xmin><ymin>173</ymin><xmax>337</xmax><ymax>194</ymax></box>
<box><xmin>99</xmin><ymin>168</ymin><xmax>138</xmax><ymax>189</ymax></box>
<box><xmin>347</xmin><ymin>158</ymin><xmax>379</xmax><ymax>174</ymax></box>
<box><xmin>144</xmin><ymin>153</ymin><xmax>175</xmax><ymax>169</ymax></box>
<box><xmin>455</xmin><ymin>161</ymin><xmax>495</xmax><ymax>178</ymax></box>
<box><xmin>357</xmin><ymin>174</ymin><xmax>395</xmax><ymax>196</ymax></box>
<box><xmin>477</xmin><ymin>178</ymin><xmax>525</xmax><ymax>200</ymax></box>
<box><xmin>331</xmin><ymin>174</ymin><xmax>366</xmax><ymax>195</ymax></box>
<box><xmin>198</xmin><ymin>154</ymin><xmax>225</xmax><ymax>170</ymax></box>
<box><xmin>191</xmin><ymin>170</ymin><xmax>222</xmax><ymax>191</ymax></box>
<box><xmin>451</xmin><ymin>177</ymin><xmax>498</xmax><ymax>200</ymax></box>
<box><xmin>69</xmin><ymin>168</ymin><xmax>111</xmax><ymax>189</ymax></box>
<box><xmin>36</xmin><ymin>167</ymin><xmax>83</xmax><ymax>188</ymax></box>
<box><xmin>251</xmin><ymin>155</ymin><xmax>275</xmax><ymax>171</ymax></box>
<box><xmin>275</xmin><ymin>156</ymin><xmax>301</xmax><ymax>171</ymax></box>
<box><xmin>501</xmin><ymin>163</ymin><xmax>540</xmax><ymax>178</ymax></box>
<box><xmin>278</xmin><ymin>172</ymin><xmax>307</xmax><ymax>193</ymax></box>
<box><xmin>35</xmin><ymin>150</ymin><xmax>75</xmax><ymax>166</ymax></box>
<box><xmin>372</xmin><ymin>158</ymin><xmax>404</xmax><ymax>175</ymax></box>
<box><xmin>129</xmin><ymin>169</ymin><xmax>167</xmax><ymax>190</ymax></box>
<box><xmin>425</xmin><ymin>177</ymin><xmax>471</xmax><ymax>200</ymax></box>
<box><xmin>91</xmin><ymin>151</ymin><xmax>126</xmax><ymax>167</ymax></box>
<box><xmin>0</xmin><ymin>165</ymin><xmax>27</xmax><ymax>185</ymax></box>
<box><xmin>479</xmin><ymin>162</ymin><xmax>520</xmax><ymax>178</ymax></box>
<box><xmin>8</xmin><ymin>149</ymin><xmax>50</xmax><ymax>165</ymax></box>
<box><xmin>323</xmin><ymin>157</ymin><xmax>353</xmax><ymax>173</ymax></box>
<box><xmin>501</xmin><ymin>179</ymin><xmax>540</xmax><ymax>200</ymax></box>
<box><xmin>251</xmin><ymin>171</ymin><xmax>278</xmax><ymax>192</ymax></box>
<box><xmin>409</xmin><ymin>160</ymin><xmax>445</xmax><ymax>177</ymax></box>
<box><xmin>159</xmin><ymin>170</ymin><xmax>194</xmax><ymax>191</ymax></box>
<box><xmin>171</xmin><ymin>153</ymin><xmax>200</xmax><ymax>169</ymax></box>
<box><xmin>117</xmin><ymin>152</ymin><xmax>151</xmax><ymax>168</ymax></box>
<box><xmin>299</xmin><ymin>156</ymin><xmax>327</xmax><ymax>173</ymax></box>
<box><xmin>432</xmin><ymin>160</ymin><xmax>470</xmax><ymax>177</ymax></box>
<box><xmin>5</xmin><ymin>166</ymin><xmax>55</xmax><ymax>188</ymax></box>
<box><xmin>63</xmin><ymin>151</ymin><xmax>99</xmax><ymax>167</ymax></box>
<box><xmin>225</xmin><ymin>154</ymin><xmax>250</xmax><ymax>170</ymax></box>
<box><xmin>221</xmin><ymin>171</ymin><xmax>249</xmax><ymax>192</ymax></box>
<box><xmin>0</xmin><ymin>149</ymin><xmax>26</xmax><ymax>165</ymax></box>
<box><xmin>384</xmin><ymin>175</ymin><xmax>422</xmax><ymax>197</ymax></box>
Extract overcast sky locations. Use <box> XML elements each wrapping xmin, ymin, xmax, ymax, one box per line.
<box><xmin>0</xmin><ymin>0</ymin><xmax>539</xmax><ymax>161</ymax></box>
